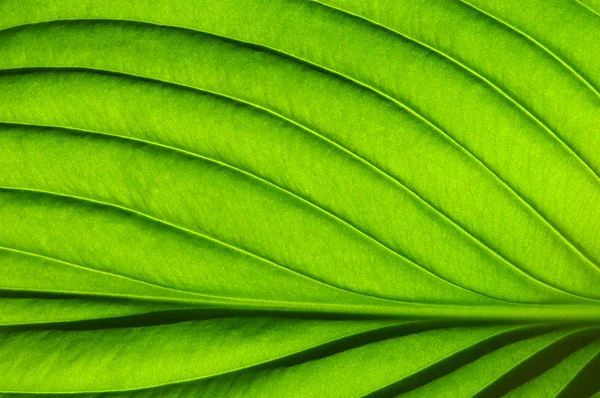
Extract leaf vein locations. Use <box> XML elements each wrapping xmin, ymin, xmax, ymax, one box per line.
<box><xmin>0</xmin><ymin>120</ymin><xmax>500</xmax><ymax>303</ymax></box>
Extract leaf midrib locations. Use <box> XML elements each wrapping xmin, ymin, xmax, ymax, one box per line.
<box><xmin>2</xmin><ymin>290</ymin><xmax>599</xmax><ymax>325</ymax></box>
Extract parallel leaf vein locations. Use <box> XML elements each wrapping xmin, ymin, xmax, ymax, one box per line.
<box><xmin>2</xmin><ymin>64</ymin><xmax>599</xmax><ymax>299</ymax></box>
<box><xmin>3</xmin><ymin>115</ymin><xmax>597</xmax><ymax>302</ymax></box>
<box><xmin>458</xmin><ymin>0</ymin><xmax>600</xmax><ymax>116</ymax></box>
<box><xmin>313</xmin><ymin>0</ymin><xmax>600</xmax><ymax>271</ymax></box>
<box><xmin>0</xmin><ymin>120</ymin><xmax>501</xmax><ymax>303</ymax></box>
<box><xmin>0</xmin><ymin>187</ymin><xmax>407</xmax><ymax>304</ymax></box>
<box><xmin>2</xmin><ymin>20</ymin><xmax>597</xmax><ymax>275</ymax></box>
<box><xmin>0</xmin><ymin>321</ymin><xmax>420</xmax><ymax>395</ymax></box>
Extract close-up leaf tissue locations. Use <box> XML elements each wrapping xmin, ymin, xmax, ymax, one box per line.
<box><xmin>0</xmin><ymin>0</ymin><xmax>599</xmax><ymax>396</ymax></box>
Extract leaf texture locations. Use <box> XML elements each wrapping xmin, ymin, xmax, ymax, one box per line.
<box><xmin>0</xmin><ymin>0</ymin><xmax>599</xmax><ymax>396</ymax></box>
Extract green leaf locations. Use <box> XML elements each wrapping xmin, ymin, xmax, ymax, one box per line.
<box><xmin>0</xmin><ymin>0</ymin><xmax>599</xmax><ymax>395</ymax></box>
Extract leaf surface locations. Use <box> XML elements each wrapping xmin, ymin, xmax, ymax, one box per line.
<box><xmin>0</xmin><ymin>0</ymin><xmax>599</xmax><ymax>396</ymax></box>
